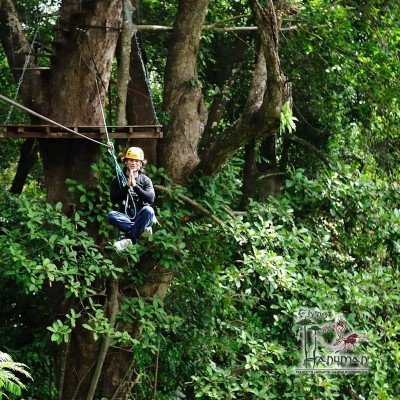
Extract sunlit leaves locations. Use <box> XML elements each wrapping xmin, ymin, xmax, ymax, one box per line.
<box><xmin>0</xmin><ymin>351</ymin><xmax>32</xmax><ymax>397</ymax></box>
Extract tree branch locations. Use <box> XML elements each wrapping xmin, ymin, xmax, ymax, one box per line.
<box><xmin>197</xmin><ymin>46</ymin><xmax>267</xmax><ymax>176</ymax></box>
<box><xmin>199</xmin><ymin>34</ymin><xmax>251</xmax><ymax>157</ymax></box>
<box><xmin>0</xmin><ymin>0</ymin><xmax>35</xmax><ymax>81</ymax></box>
<box><xmin>282</xmin><ymin>133</ymin><xmax>329</xmax><ymax>164</ymax></box>
<box><xmin>9</xmin><ymin>139</ymin><xmax>39</xmax><ymax>194</ymax></box>
<box><xmin>154</xmin><ymin>184</ymin><xmax>224</xmax><ymax>225</ymax></box>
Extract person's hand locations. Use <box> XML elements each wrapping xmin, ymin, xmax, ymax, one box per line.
<box><xmin>128</xmin><ymin>169</ymin><xmax>136</xmax><ymax>187</ymax></box>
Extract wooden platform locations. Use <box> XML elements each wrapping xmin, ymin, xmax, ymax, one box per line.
<box><xmin>0</xmin><ymin>125</ymin><xmax>163</xmax><ymax>139</ymax></box>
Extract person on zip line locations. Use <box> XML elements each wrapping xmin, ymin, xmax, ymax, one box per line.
<box><xmin>107</xmin><ymin>147</ymin><xmax>155</xmax><ymax>251</ymax></box>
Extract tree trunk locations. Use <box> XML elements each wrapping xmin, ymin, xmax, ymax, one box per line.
<box><xmin>158</xmin><ymin>0</ymin><xmax>209</xmax><ymax>182</ymax></box>
<box><xmin>28</xmin><ymin>2</ymin><xmax>123</xmax><ymax>399</ymax></box>
<box><xmin>241</xmin><ymin>136</ymin><xmax>284</xmax><ymax>208</ymax></box>
<box><xmin>9</xmin><ymin>139</ymin><xmax>39</xmax><ymax>194</ymax></box>
<box><xmin>116</xmin><ymin>0</ymin><xmax>135</xmax><ymax>126</ymax></box>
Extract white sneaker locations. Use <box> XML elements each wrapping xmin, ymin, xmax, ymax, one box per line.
<box><xmin>113</xmin><ymin>238</ymin><xmax>132</xmax><ymax>252</ymax></box>
<box><xmin>142</xmin><ymin>227</ymin><xmax>153</xmax><ymax>238</ymax></box>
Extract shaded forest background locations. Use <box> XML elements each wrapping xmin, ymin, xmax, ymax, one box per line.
<box><xmin>0</xmin><ymin>0</ymin><xmax>399</xmax><ymax>399</ymax></box>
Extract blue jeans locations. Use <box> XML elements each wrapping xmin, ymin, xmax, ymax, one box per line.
<box><xmin>107</xmin><ymin>206</ymin><xmax>154</xmax><ymax>244</ymax></box>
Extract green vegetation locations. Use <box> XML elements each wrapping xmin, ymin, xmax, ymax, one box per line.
<box><xmin>0</xmin><ymin>351</ymin><xmax>32</xmax><ymax>398</ymax></box>
<box><xmin>0</xmin><ymin>0</ymin><xmax>399</xmax><ymax>399</ymax></box>
<box><xmin>1</xmin><ymin>160</ymin><xmax>399</xmax><ymax>399</ymax></box>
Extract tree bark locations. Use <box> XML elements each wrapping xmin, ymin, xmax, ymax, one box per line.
<box><xmin>158</xmin><ymin>0</ymin><xmax>209</xmax><ymax>182</ymax></box>
<box><xmin>116</xmin><ymin>0</ymin><xmax>135</xmax><ymax>126</ymax></box>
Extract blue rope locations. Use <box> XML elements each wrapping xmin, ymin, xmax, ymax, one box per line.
<box><xmin>108</xmin><ymin>148</ymin><xmax>127</xmax><ymax>186</ymax></box>
<box><xmin>108</xmin><ymin>147</ymin><xmax>137</xmax><ymax>220</ymax></box>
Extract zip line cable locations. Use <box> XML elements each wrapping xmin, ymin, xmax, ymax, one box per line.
<box><xmin>0</xmin><ymin>93</ymin><xmax>112</xmax><ymax>148</ymax></box>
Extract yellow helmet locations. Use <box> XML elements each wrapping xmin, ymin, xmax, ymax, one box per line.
<box><xmin>124</xmin><ymin>147</ymin><xmax>144</xmax><ymax>161</ymax></box>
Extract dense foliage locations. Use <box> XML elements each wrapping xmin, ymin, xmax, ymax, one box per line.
<box><xmin>1</xmin><ymin>159</ymin><xmax>400</xmax><ymax>399</ymax></box>
<box><xmin>281</xmin><ymin>0</ymin><xmax>400</xmax><ymax>174</ymax></box>
<box><xmin>1</xmin><ymin>0</ymin><xmax>399</xmax><ymax>399</ymax></box>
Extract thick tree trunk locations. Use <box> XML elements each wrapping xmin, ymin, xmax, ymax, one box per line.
<box><xmin>38</xmin><ymin>0</ymin><xmax>122</xmax><ymax>209</ymax></box>
<box><xmin>28</xmin><ymin>2</ymin><xmax>123</xmax><ymax>399</ymax></box>
<box><xmin>158</xmin><ymin>0</ymin><xmax>209</xmax><ymax>182</ymax></box>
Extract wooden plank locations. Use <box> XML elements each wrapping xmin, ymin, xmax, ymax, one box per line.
<box><xmin>0</xmin><ymin>131</ymin><xmax>163</xmax><ymax>139</ymax></box>
<box><xmin>0</xmin><ymin>125</ymin><xmax>163</xmax><ymax>139</ymax></box>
